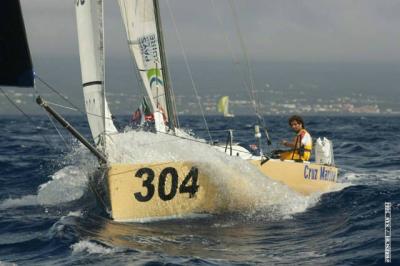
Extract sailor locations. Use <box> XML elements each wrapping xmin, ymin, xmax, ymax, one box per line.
<box><xmin>280</xmin><ymin>115</ymin><xmax>312</xmax><ymax>161</ymax></box>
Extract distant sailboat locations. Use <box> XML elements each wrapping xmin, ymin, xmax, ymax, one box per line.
<box><xmin>217</xmin><ymin>96</ymin><xmax>234</xmax><ymax>117</ymax></box>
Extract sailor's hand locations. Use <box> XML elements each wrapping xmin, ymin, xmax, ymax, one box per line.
<box><xmin>281</xmin><ymin>140</ymin><xmax>288</xmax><ymax>146</ymax></box>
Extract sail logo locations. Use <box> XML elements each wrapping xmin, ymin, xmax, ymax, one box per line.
<box><xmin>139</xmin><ymin>34</ymin><xmax>160</xmax><ymax>65</ymax></box>
<box><xmin>147</xmin><ymin>68</ymin><xmax>164</xmax><ymax>88</ymax></box>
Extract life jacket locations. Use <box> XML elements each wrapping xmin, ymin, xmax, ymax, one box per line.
<box><xmin>297</xmin><ymin>128</ymin><xmax>312</xmax><ymax>160</ymax></box>
<box><xmin>280</xmin><ymin>129</ymin><xmax>312</xmax><ymax>161</ymax></box>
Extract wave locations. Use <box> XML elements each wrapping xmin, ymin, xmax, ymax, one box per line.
<box><xmin>0</xmin><ymin>144</ymin><xmax>98</xmax><ymax>209</ymax></box>
<box><xmin>36</xmin><ymin>142</ymin><xmax>100</xmax><ymax>206</ymax></box>
<box><xmin>37</xmin><ymin>165</ymin><xmax>88</xmax><ymax>205</ymax></box>
<box><xmin>0</xmin><ymin>261</ymin><xmax>17</xmax><ymax>266</ymax></box>
<box><xmin>0</xmin><ymin>165</ymin><xmax>91</xmax><ymax>209</ymax></box>
<box><xmin>341</xmin><ymin>169</ymin><xmax>400</xmax><ymax>185</ymax></box>
<box><xmin>0</xmin><ymin>195</ymin><xmax>38</xmax><ymax>209</ymax></box>
<box><xmin>71</xmin><ymin>240</ymin><xmax>123</xmax><ymax>255</ymax></box>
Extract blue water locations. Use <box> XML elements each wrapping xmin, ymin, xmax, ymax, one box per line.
<box><xmin>0</xmin><ymin>115</ymin><xmax>399</xmax><ymax>265</ymax></box>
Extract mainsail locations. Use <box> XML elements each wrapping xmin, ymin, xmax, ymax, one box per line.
<box><xmin>118</xmin><ymin>0</ymin><xmax>177</xmax><ymax>132</ymax></box>
<box><xmin>75</xmin><ymin>0</ymin><xmax>117</xmax><ymax>147</ymax></box>
<box><xmin>0</xmin><ymin>0</ymin><xmax>34</xmax><ymax>87</ymax></box>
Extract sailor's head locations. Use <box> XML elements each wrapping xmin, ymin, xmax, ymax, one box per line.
<box><xmin>288</xmin><ymin>115</ymin><xmax>305</xmax><ymax>132</ymax></box>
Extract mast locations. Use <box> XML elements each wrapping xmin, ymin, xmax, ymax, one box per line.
<box><xmin>100</xmin><ymin>0</ymin><xmax>107</xmax><ymax>150</ymax></box>
<box><xmin>153</xmin><ymin>0</ymin><xmax>177</xmax><ymax>130</ymax></box>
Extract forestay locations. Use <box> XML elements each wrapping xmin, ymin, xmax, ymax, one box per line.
<box><xmin>75</xmin><ymin>0</ymin><xmax>117</xmax><ymax>148</ymax></box>
<box><xmin>118</xmin><ymin>0</ymin><xmax>173</xmax><ymax>132</ymax></box>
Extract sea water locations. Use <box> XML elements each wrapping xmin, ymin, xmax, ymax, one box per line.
<box><xmin>0</xmin><ymin>115</ymin><xmax>399</xmax><ymax>265</ymax></box>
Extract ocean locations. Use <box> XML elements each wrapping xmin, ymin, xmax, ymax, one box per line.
<box><xmin>0</xmin><ymin>115</ymin><xmax>399</xmax><ymax>265</ymax></box>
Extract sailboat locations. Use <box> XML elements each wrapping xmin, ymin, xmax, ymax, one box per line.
<box><xmin>73</xmin><ymin>0</ymin><xmax>338</xmax><ymax>221</ymax></box>
<box><xmin>4</xmin><ymin>0</ymin><xmax>338</xmax><ymax>222</ymax></box>
<box><xmin>217</xmin><ymin>96</ymin><xmax>234</xmax><ymax>117</ymax></box>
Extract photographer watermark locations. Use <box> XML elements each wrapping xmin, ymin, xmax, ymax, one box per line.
<box><xmin>385</xmin><ymin>202</ymin><xmax>391</xmax><ymax>263</ymax></box>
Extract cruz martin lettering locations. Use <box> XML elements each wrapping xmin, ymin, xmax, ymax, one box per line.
<box><xmin>304</xmin><ymin>165</ymin><xmax>318</xmax><ymax>180</ymax></box>
<box><xmin>320</xmin><ymin>166</ymin><xmax>336</xmax><ymax>181</ymax></box>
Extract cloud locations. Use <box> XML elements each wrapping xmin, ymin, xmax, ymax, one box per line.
<box><xmin>20</xmin><ymin>0</ymin><xmax>400</xmax><ymax>62</ymax></box>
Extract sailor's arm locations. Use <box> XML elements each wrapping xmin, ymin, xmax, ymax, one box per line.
<box><xmin>281</xmin><ymin>139</ymin><xmax>294</xmax><ymax>148</ymax></box>
<box><xmin>281</xmin><ymin>136</ymin><xmax>301</xmax><ymax>148</ymax></box>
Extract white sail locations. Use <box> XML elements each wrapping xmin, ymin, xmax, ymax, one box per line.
<box><xmin>75</xmin><ymin>0</ymin><xmax>117</xmax><ymax>146</ymax></box>
<box><xmin>118</xmin><ymin>0</ymin><xmax>170</xmax><ymax>132</ymax></box>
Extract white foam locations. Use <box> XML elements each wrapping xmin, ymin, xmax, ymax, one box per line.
<box><xmin>37</xmin><ymin>165</ymin><xmax>88</xmax><ymax>205</ymax></box>
<box><xmin>0</xmin><ymin>261</ymin><xmax>18</xmax><ymax>266</ymax></box>
<box><xmin>116</xmin><ymin>213</ymin><xmax>212</xmax><ymax>223</ymax></box>
<box><xmin>107</xmin><ymin>130</ymin><xmax>321</xmax><ymax>218</ymax></box>
<box><xmin>342</xmin><ymin>169</ymin><xmax>400</xmax><ymax>185</ymax></box>
<box><xmin>0</xmin><ymin>195</ymin><xmax>38</xmax><ymax>209</ymax></box>
<box><xmin>71</xmin><ymin>240</ymin><xmax>120</xmax><ymax>255</ymax></box>
<box><xmin>36</xmin><ymin>143</ymin><xmax>99</xmax><ymax>206</ymax></box>
<box><xmin>1</xmin><ymin>143</ymin><xmax>99</xmax><ymax>209</ymax></box>
<box><xmin>66</xmin><ymin>211</ymin><xmax>83</xmax><ymax>217</ymax></box>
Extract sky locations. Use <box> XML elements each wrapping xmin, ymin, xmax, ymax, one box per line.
<box><xmin>2</xmin><ymin>0</ymin><xmax>400</xmax><ymax>114</ymax></box>
<box><xmin>21</xmin><ymin>0</ymin><xmax>400</xmax><ymax>62</ymax></box>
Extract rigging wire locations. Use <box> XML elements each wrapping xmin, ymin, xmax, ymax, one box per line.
<box><xmin>32</xmin><ymin>80</ymin><xmax>71</xmax><ymax>149</ymax></box>
<box><xmin>165</xmin><ymin>69</ymin><xmax>180</xmax><ymax>128</ymax></box>
<box><xmin>44</xmin><ymin>110</ymin><xmax>69</xmax><ymax>149</ymax></box>
<box><xmin>44</xmin><ymin>101</ymin><xmax>79</xmax><ymax>111</ymax></box>
<box><xmin>0</xmin><ymin>87</ymin><xmax>53</xmax><ymax>148</ymax></box>
<box><xmin>35</xmin><ymin>74</ymin><xmax>116</xmax><ymax>121</ymax></box>
<box><xmin>165</xmin><ymin>0</ymin><xmax>213</xmax><ymax>143</ymax></box>
<box><xmin>34</xmin><ymin>75</ymin><xmax>101</xmax><ymax>149</ymax></box>
<box><xmin>227</xmin><ymin>0</ymin><xmax>260</xmax><ymax>115</ymax></box>
<box><xmin>209</xmin><ymin>0</ymin><xmax>255</xmax><ymax>114</ymax></box>
<box><xmin>35</xmin><ymin>74</ymin><xmax>84</xmax><ymax>115</ymax></box>
<box><xmin>226</xmin><ymin>0</ymin><xmax>272</xmax><ymax>145</ymax></box>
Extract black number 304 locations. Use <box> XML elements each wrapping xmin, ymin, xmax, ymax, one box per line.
<box><xmin>134</xmin><ymin>166</ymin><xmax>199</xmax><ymax>202</ymax></box>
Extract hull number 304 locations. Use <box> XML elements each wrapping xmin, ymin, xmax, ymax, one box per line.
<box><xmin>134</xmin><ymin>167</ymin><xmax>199</xmax><ymax>202</ymax></box>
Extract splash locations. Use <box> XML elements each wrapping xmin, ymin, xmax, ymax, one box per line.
<box><xmin>107</xmin><ymin>129</ymin><xmax>321</xmax><ymax>219</ymax></box>
<box><xmin>0</xmin><ymin>195</ymin><xmax>38</xmax><ymax>209</ymax></box>
<box><xmin>37</xmin><ymin>165</ymin><xmax>87</xmax><ymax>205</ymax></box>
<box><xmin>36</xmin><ymin>142</ymin><xmax>99</xmax><ymax>206</ymax></box>
<box><xmin>0</xmin><ymin>143</ymin><xmax>99</xmax><ymax>209</ymax></box>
